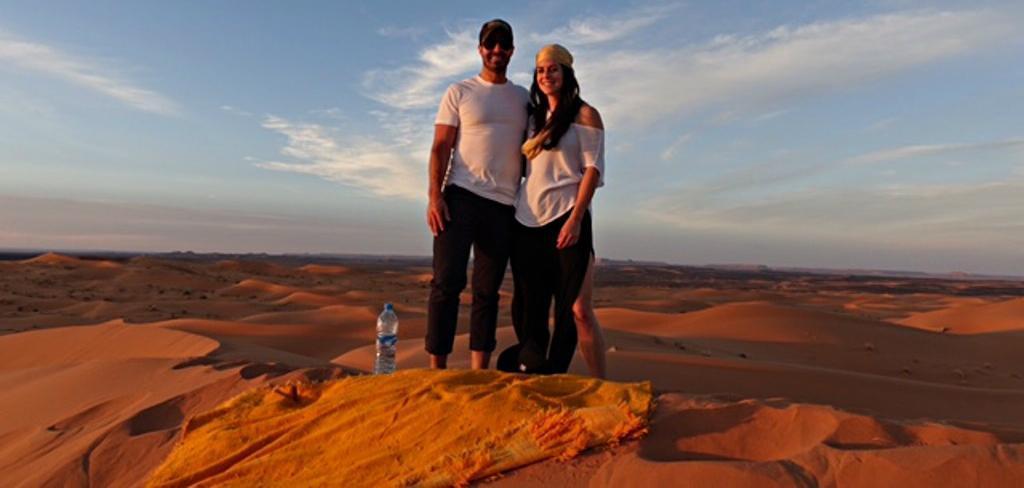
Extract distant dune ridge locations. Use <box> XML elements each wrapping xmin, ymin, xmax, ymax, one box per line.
<box><xmin>1</xmin><ymin>252</ymin><xmax>1023</xmax><ymax>486</ymax></box>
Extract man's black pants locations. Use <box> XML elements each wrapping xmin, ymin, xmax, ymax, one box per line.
<box><xmin>426</xmin><ymin>185</ymin><xmax>514</xmax><ymax>356</ymax></box>
<box><xmin>510</xmin><ymin>210</ymin><xmax>592</xmax><ymax>374</ymax></box>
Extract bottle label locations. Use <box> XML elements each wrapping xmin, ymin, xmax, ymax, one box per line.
<box><xmin>377</xmin><ymin>334</ymin><xmax>397</xmax><ymax>347</ymax></box>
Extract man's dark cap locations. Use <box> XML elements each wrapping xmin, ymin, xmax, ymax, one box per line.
<box><xmin>479</xmin><ymin>19</ymin><xmax>513</xmax><ymax>45</ymax></box>
<box><xmin>496</xmin><ymin>344</ymin><xmax>522</xmax><ymax>373</ymax></box>
<box><xmin>496</xmin><ymin>343</ymin><xmax>548</xmax><ymax>374</ymax></box>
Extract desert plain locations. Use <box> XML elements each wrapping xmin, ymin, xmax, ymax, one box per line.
<box><xmin>1</xmin><ymin>251</ymin><xmax>1023</xmax><ymax>486</ymax></box>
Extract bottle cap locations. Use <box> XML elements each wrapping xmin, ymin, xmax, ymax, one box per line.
<box><xmin>384</xmin><ymin>303</ymin><xmax>394</xmax><ymax>311</ymax></box>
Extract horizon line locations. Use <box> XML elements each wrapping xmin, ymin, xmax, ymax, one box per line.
<box><xmin>2</xmin><ymin>247</ymin><xmax>1021</xmax><ymax>282</ymax></box>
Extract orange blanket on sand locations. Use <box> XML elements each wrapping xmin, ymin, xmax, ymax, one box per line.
<box><xmin>147</xmin><ymin>369</ymin><xmax>652</xmax><ymax>487</ymax></box>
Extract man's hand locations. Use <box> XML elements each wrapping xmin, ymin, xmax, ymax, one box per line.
<box><xmin>556</xmin><ymin>216</ymin><xmax>582</xmax><ymax>249</ymax></box>
<box><xmin>427</xmin><ymin>124</ymin><xmax>457</xmax><ymax>237</ymax></box>
<box><xmin>427</xmin><ymin>194</ymin><xmax>450</xmax><ymax>236</ymax></box>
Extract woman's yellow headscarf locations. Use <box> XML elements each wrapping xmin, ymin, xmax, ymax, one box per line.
<box><xmin>535</xmin><ymin>43</ymin><xmax>573</xmax><ymax>68</ymax></box>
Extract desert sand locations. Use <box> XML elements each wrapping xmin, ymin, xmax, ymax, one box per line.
<box><xmin>1</xmin><ymin>251</ymin><xmax>1023</xmax><ymax>486</ymax></box>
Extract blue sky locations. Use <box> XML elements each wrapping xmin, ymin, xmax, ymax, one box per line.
<box><xmin>1</xmin><ymin>1</ymin><xmax>1022</xmax><ymax>274</ymax></box>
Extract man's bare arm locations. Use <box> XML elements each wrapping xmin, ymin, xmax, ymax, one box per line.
<box><xmin>427</xmin><ymin>124</ymin><xmax>458</xmax><ymax>236</ymax></box>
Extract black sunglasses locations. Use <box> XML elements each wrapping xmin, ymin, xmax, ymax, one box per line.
<box><xmin>482</xmin><ymin>36</ymin><xmax>513</xmax><ymax>50</ymax></box>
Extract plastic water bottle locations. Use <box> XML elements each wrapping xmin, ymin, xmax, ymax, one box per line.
<box><xmin>374</xmin><ymin>303</ymin><xmax>398</xmax><ymax>374</ymax></box>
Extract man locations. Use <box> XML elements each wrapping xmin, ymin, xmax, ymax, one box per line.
<box><xmin>425</xmin><ymin>19</ymin><xmax>529</xmax><ymax>369</ymax></box>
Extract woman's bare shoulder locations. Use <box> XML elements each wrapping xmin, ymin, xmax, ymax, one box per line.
<box><xmin>575</xmin><ymin>103</ymin><xmax>604</xmax><ymax>130</ymax></box>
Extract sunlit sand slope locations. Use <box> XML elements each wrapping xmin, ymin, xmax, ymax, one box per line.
<box><xmin>0</xmin><ymin>321</ymin><xmax>255</xmax><ymax>488</ymax></box>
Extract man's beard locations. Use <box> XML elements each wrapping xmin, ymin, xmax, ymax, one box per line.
<box><xmin>486</xmin><ymin>56</ymin><xmax>509</xmax><ymax>71</ymax></box>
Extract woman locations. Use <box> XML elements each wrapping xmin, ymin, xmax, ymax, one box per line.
<box><xmin>504</xmin><ymin>44</ymin><xmax>607</xmax><ymax>377</ymax></box>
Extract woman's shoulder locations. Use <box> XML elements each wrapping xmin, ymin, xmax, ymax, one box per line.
<box><xmin>575</xmin><ymin>103</ymin><xmax>604</xmax><ymax>130</ymax></box>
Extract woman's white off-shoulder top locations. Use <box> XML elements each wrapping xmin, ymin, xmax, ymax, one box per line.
<box><xmin>514</xmin><ymin>122</ymin><xmax>605</xmax><ymax>227</ymax></box>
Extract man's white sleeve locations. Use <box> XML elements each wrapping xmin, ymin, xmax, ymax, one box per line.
<box><xmin>434</xmin><ymin>85</ymin><xmax>460</xmax><ymax>127</ymax></box>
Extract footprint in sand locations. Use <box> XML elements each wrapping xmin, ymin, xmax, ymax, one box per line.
<box><xmin>952</xmin><ymin>368</ymin><xmax>968</xmax><ymax>384</ymax></box>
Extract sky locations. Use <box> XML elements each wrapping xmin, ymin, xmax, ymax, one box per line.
<box><xmin>1</xmin><ymin>1</ymin><xmax>1022</xmax><ymax>274</ymax></box>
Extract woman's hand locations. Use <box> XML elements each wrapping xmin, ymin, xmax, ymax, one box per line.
<box><xmin>556</xmin><ymin>216</ymin><xmax>582</xmax><ymax>249</ymax></box>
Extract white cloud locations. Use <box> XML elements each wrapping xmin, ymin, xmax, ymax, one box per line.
<box><xmin>642</xmin><ymin>131</ymin><xmax>1024</xmax><ymax>251</ymax></box>
<box><xmin>359</xmin><ymin>7</ymin><xmax>1020</xmax><ymax>129</ymax></box>
<box><xmin>578</xmin><ymin>9</ymin><xmax>1019</xmax><ymax>127</ymax></box>
<box><xmin>695</xmin><ymin>161</ymin><xmax>826</xmax><ymax>198</ymax></box>
<box><xmin>220</xmin><ymin>105</ymin><xmax>252</xmax><ymax>117</ymax></box>
<box><xmin>378</xmin><ymin>26</ymin><xmax>428</xmax><ymax>40</ymax></box>
<box><xmin>845</xmin><ymin>137</ymin><xmax>1024</xmax><ymax>165</ymax></box>
<box><xmin>531</xmin><ymin>4</ymin><xmax>677</xmax><ymax>46</ymax></box>
<box><xmin>259</xmin><ymin>26</ymin><xmax>487</xmax><ymax>197</ymax></box>
<box><xmin>258</xmin><ymin>7</ymin><xmax>1024</xmax><ymax>212</ymax></box>
<box><xmin>661</xmin><ymin>135</ymin><xmax>1024</xmax><ymax>201</ymax></box>
<box><xmin>660</xmin><ymin>132</ymin><xmax>692</xmax><ymax>161</ymax></box>
<box><xmin>255</xmin><ymin>114</ymin><xmax>426</xmax><ymax>200</ymax></box>
<box><xmin>0</xmin><ymin>31</ymin><xmax>180</xmax><ymax>116</ymax></box>
<box><xmin>750</xmin><ymin>109</ymin><xmax>792</xmax><ymax>123</ymax></box>
<box><xmin>277</xmin><ymin>7</ymin><xmax>680</xmax><ymax>198</ymax></box>
<box><xmin>866</xmin><ymin>117</ymin><xmax>897</xmax><ymax>132</ymax></box>
<box><xmin>362</xmin><ymin>29</ymin><xmax>479</xmax><ymax>110</ymax></box>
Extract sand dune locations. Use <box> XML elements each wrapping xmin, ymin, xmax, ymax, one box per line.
<box><xmin>0</xmin><ymin>320</ymin><xmax>215</xmax><ymax>369</ymax></box>
<box><xmin>1</xmin><ymin>253</ymin><xmax>1022</xmax><ymax>486</ymax></box>
<box><xmin>599</xmin><ymin>301</ymin><xmax>917</xmax><ymax>343</ymax></box>
<box><xmin>218</xmin><ymin>278</ymin><xmax>300</xmax><ymax>299</ymax></box>
<box><xmin>605</xmin><ymin>348</ymin><xmax>1024</xmax><ymax>426</ymax></box>
<box><xmin>589</xmin><ymin>393</ymin><xmax>1024</xmax><ymax>488</ymax></box>
<box><xmin>240</xmin><ymin>303</ymin><xmax>375</xmax><ymax>326</ymax></box>
<box><xmin>593</xmin><ymin>303</ymin><xmax>1024</xmax><ymax>393</ymax></box>
<box><xmin>266</xmin><ymin>290</ymin><xmax>343</xmax><ymax>307</ymax></box>
<box><xmin>159</xmin><ymin>318</ymin><xmax>357</xmax><ymax>362</ymax></box>
<box><xmin>21</xmin><ymin>252</ymin><xmax>121</xmax><ymax>269</ymax></box>
<box><xmin>899</xmin><ymin>297</ymin><xmax>1024</xmax><ymax>334</ymax></box>
<box><xmin>0</xmin><ymin>321</ymin><xmax>261</xmax><ymax>488</ymax></box>
<box><xmin>298</xmin><ymin>263</ymin><xmax>351</xmax><ymax>275</ymax></box>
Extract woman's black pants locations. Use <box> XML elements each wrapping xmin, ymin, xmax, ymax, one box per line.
<box><xmin>510</xmin><ymin>210</ymin><xmax>592</xmax><ymax>374</ymax></box>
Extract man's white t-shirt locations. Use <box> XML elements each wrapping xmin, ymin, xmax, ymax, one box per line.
<box><xmin>435</xmin><ymin>76</ymin><xmax>529</xmax><ymax>206</ymax></box>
